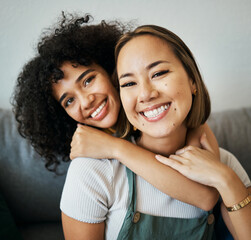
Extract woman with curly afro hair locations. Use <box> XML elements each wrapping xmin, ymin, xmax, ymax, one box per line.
<box><xmin>13</xmin><ymin>13</ymin><xmax>127</xmax><ymax>172</ymax></box>
<box><xmin>12</xmin><ymin>13</ymin><xmax>223</xmax><ymax>239</ymax></box>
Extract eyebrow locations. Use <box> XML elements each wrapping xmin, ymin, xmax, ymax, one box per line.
<box><xmin>58</xmin><ymin>69</ymin><xmax>95</xmax><ymax>104</ymax></box>
<box><xmin>146</xmin><ymin>60</ymin><xmax>169</xmax><ymax>70</ymax></box>
<box><xmin>75</xmin><ymin>69</ymin><xmax>95</xmax><ymax>83</ymax></box>
<box><xmin>119</xmin><ymin>60</ymin><xmax>169</xmax><ymax>80</ymax></box>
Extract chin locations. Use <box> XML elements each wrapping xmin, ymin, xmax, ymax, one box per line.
<box><xmin>149</xmin><ymin>126</ymin><xmax>175</xmax><ymax>138</ymax></box>
<box><xmin>144</xmin><ymin>128</ymin><xmax>173</xmax><ymax>139</ymax></box>
<box><xmin>101</xmin><ymin>118</ymin><xmax>117</xmax><ymax>129</ymax></box>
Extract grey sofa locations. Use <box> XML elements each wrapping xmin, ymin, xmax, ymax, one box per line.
<box><xmin>0</xmin><ymin>107</ymin><xmax>250</xmax><ymax>240</ymax></box>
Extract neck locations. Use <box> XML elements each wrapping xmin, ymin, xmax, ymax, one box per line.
<box><xmin>137</xmin><ymin>125</ymin><xmax>187</xmax><ymax>157</ymax></box>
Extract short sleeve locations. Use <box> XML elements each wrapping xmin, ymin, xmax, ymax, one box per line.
<box><xmin>60</xmin><ymin>157</ymin><xmax>114</xmax><ymax>223</ymax></box>
<box><xmin>220</xmin><ymin>148</ymin><xmax>251</xmax><ymax>188</ymax></box>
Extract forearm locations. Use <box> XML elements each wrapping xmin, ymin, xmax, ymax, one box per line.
<box><xmin>216</xmin><ymin>168</ymin><xmax>251</xmax><ymax>240</ymax></box>
<box><xmin>112</xmin><ymin>138</ymin><xmax>218</xmax><ymax>210</ymax></box>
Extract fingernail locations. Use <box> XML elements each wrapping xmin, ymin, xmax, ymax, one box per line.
<box><xmin>175</xmin><ymin>149</ymin><xmax>184</xmax><ymax>155</ymax></box>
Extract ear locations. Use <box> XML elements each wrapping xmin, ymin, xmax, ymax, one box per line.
<box><xmin>189</xmin><ymin>79</ymin><xmax>196</xmax><ymax>94</ymax></box>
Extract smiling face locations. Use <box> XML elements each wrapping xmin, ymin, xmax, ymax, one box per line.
<box><xmin>52</xmin><ymin>62</ymin><xmax>120</xmax><ymax>128</ymax></box>
<box><xmin>117</xmin><ymin>35</ymin><xmax>195</xmax><ymax>140</ymax></box>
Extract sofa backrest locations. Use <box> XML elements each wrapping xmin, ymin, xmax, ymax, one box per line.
<box><xmin>0</xmin><ymin>107</ymin><xmax>250</xmax><ymax>224</ymax></box>
<box><xmin>208</xmin><ymin>107</ymin><xmax>251</xmax><ymax>178</ymax></box>
<box><xmin>0</xmin><ymin>108</ymin><xmax>69</xmax><ymax>223</ymax></box>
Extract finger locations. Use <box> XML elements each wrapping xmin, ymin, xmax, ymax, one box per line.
<box><xmin>155</xmin><ymin>155</ymin><xmax>183</xmax><ymax>172</ymax></box>
<box><xmin>156</xmin><ymin>154</ymin><xmax>182</xmax><ymax>166</ymax></box>
<box><xmin>77</xmin><ymin>124</ymin><xmax>86</xmax><ymax>131</ymax></box>
<box><xmin>77</xmin><ymin>123</ymin><xmax>86</xmax><ymax>127</ymax></box>
<box><xmin>175</xmin><ymin>145</ymin><xmax>195</xmax><ymax>155</ymax></box>
<box><xmin>200</xmin><ymin>133</ymin><xmax>214</xmax><ymax>153</ymax></box>
<box><xmin>69</xmin><ymin>151</ymin><xmax>74</xmax><ymax>160</ymax></box>
<box><xmin>169</xmin><ymin>154</ymin><xmax>191</xmax><ymax>164</ymax></box>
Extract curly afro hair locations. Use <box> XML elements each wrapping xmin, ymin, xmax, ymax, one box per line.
<box><xmin>12</xmin><ymin>13</ymin><xmax>129</xmax><ymax>172</ymax></box>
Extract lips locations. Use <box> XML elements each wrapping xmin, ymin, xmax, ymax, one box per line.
<box><xmin>90</xmin><ymin>100</ymin><xmax>107</xmax><ymax>118</ymax></box>
<box><xmin>140</xmin><ymin>102</ymin><xmax>171</xmax><ymax>121</ymax></box>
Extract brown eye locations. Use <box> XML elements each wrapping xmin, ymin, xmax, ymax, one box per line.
<box><xmin>65</xmin><ymin>98</ymin><xmax>74</xmax><ymax>107</ymax></box>
<box><xmin>84</xmin><ymin>76</ymin><xmax>95</xmax><ymax>87</ymax></box>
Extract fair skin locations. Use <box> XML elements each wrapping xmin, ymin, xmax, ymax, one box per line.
<box><xmin>117</xmin><ymin>34</ymin><xmax>199</xmax><ymax>157</ymax></box>
<box><xmin>53</xmin><ymin>59</ymin><xmax>219</xmax><ymax>239</ymax></box>
<box><xmin>156</xmin><ymin>133</ymin><xmax>251</xmax><ymax>240</ymax></box>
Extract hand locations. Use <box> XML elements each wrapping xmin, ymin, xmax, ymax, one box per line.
<box><xmin>70</xmin><ymin>124</ymin><xmax>117</xmax><ymax>160</ymax></box>
<box><xmin>155</xmin><ymin>133</ymin><xmax>223</xmax><ymax>187</ymax></box>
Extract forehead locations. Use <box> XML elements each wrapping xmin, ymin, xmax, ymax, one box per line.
<box><xmin>126</xmin><ymin>34</ymin><xmax>171</xmax><ymax>51</ymax></box>
<box><xmin>60</xmin><ymin>62</ymin><xmax>90</xmax><ymax>78</ymax></box>
<box><xmin>117</xmin><ymin>35</ymin><xmax>177</xmax><ymax>70</ymax></box>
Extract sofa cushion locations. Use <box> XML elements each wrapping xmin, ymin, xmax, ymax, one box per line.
<box><xmin>19</xmin><ymin>222</ymin><xmax>64</xmax><ymax>240</ymax></box>
<box><xmin>0</xmin><ymin>190</ymin><xmax>23</xmax><ymax>239</ymax></box>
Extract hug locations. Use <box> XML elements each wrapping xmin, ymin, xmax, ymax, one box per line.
<box><xmin>10</xmin><ymin>13</ymin><xmax>251</xmax><ymax>239</ymax></box>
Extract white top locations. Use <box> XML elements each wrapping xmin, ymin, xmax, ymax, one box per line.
<box><xmin>60</xmin><ymin>148</ymin><xmax>251</xmax><ymax>240</ymax></box>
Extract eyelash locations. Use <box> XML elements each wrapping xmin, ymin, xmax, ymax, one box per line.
<box><xmin>64</xmin><ymin>75</ymin><xmax>96</xmax><ymax>108</ymax></box>
<box><xmin>120</xmin><ymin>70</ymin><xmax>169</xmax><ymax>88</ymax></box>
<box><xmin>152</xmin><ymin>70</ymin><xmax>169</xmax><ymax>78</ymax></box>
<box><xmin>84</xmin><ymin>75</ymin><xmax>95</xmax><ymax>87</ymax></box>
<box><xmin>120</xmin><ymin>82</ymin><xmax>136</xmax><ymax>88</ymax></box>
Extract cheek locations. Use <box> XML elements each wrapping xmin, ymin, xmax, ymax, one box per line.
<box><xmin>66</xmin><ymin>109</ymin><xmax>80</xmax><ymax>122</ymax></box>
<box><xmin>120</xmin><ymin>92</ymin><xmax>134</xmax><ymax>117</ymax></box>
<box><xmin>173</xmin><ymin>89</ymin><xmax>193</xmax><ymax>115</ymax></box>
<box><xmin>120</xmin><ymin>92</ymin><xmax>129</xmax><ymax>111</ymax></box>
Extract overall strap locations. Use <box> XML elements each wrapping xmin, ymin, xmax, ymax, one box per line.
<box><xmin>125</xmin><ymin>167</ymin><xmax>137</xmax><ymax>212</ymax></box>
<box><xmin>117</xmin><ymin>168</ymin><xmax>137</xmax><ymax>240</ymax></box>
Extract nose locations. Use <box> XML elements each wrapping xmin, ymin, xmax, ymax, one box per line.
<box><xmin>138</xmin><ymin>80</ymin><xmax>159</xmax><ymax>103</ymax></box>
<box><xmin>79</xmin><ymin>93</ymin><xmax>95</xmax><ymax>111</ymax></box>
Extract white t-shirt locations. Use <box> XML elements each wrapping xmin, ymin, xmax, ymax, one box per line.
<box><xmin>60</xmin><ymin>148</ymin><xmax>251</xmax><ymax>240</ymax></box>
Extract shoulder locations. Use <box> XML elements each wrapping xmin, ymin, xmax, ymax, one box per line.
<box><xmin>67</xmin><ymin>157</ymin><xmax>114</xmax><ymax>179</ymax></box>
<box><xmin>220</xmin><ymin>148</ymin><xmax>251</xmax><ymax>187</ymax></box>
<box><xmin>60</xmin><ymin>157</ymin><xmax>125</xmax><ymax>223</ymax></box>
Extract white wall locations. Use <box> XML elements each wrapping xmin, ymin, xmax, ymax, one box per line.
<box><xmin>1</xmin><ymin>0</ymin><xmax>251</xmax><ymax>112</ymax></box>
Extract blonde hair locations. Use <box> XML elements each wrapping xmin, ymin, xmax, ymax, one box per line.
<box><xmin>114</xmin><ymin>25</ymin><xmax>211</xmax><ymax>138</ymax></box>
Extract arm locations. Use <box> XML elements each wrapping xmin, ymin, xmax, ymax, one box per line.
<box><xmin>62</xmin><ymin>212</ymin><xmax>105</xmax><ymax>240</ymax></box>
<box><xmin>220</xmin><ymin>185</ymin><xmax>251</xmax><ymax>240</ymax></box>
<box><xmin>60</xmin><ymin>158</ymin><xmax>111</xmax><ymax>240</ymax></box>
<box><xmin>156</xmin><ymin>134</ymin><xmax>251</xmax><ymax>240</ymax></box>
<box><xmin>70</xmin><ymin>124</ymin><xmax>219</xmax><ymax>211</ymax></box>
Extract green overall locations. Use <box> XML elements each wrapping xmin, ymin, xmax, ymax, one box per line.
<box><xmin>117</xmin><ymin>168</ymin><xmax>216</xmax><ymax>240</ymax></box>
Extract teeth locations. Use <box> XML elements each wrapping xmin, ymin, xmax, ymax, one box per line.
<box><xmin>143</xmin><ymin>104</ymin><xmax>170</xmax><ymax>118</ymax></box>
<box><xmin>91</xmin><ymin>101</ymin><xmax>106</xmax><ymax>118</ymax></box>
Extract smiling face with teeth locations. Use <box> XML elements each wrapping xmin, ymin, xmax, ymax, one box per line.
<box><xmin>52</xmin><ymin>62</ymin><xmax>120</xmax><ymax>128</ymax></box>
<box><xmin>117</xmin><ymin>35</ymin><xmax>195</xmax><ymax>141</ymax></box>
